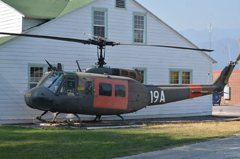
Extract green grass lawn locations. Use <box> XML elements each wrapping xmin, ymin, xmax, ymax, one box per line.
<box><xmin>1</xmin><ymin>121</ymin><xmax>240</xmax><ymax>159</ymax></box>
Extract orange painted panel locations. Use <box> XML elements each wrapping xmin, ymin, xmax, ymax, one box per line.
<box><xmin>93</xmin><ymin>78</ymin><xmax>128</xmax><ymax>110</ymax></box>
<box><xmin>188</xmin><ymin>84</ymin><xmax>203</xmax><ymax>98</ymax></box>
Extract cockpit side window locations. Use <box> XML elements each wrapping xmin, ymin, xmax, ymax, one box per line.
<box><xmin>60</xmin><ymin>78</ymin><xmax>76</xmax><ymax>96</ymax></box>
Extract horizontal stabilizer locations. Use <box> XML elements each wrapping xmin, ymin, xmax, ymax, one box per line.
<box><xmin>191</xmin><ymin>91</ymin><xmax>213</xmax><ymax>94</ymax></box>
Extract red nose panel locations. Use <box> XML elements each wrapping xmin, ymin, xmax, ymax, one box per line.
<box><xmin>94</xmin><ymin>78</ymin><xmax>128</xmax><ymax>110</ymax></box>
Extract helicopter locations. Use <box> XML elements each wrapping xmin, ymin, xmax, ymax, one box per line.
<box><xmin>0</xmin><ymin>32</ymin><xmax>239</xmax><ymax>123</ymax></box>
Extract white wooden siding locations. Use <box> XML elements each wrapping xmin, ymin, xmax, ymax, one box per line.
<box><xmin>0</xmin><ymin>1</ymin><xmax>24</xmax><ymax>37</ymax></box>
<box><xmin>0</xmin><ymin>0</ymin><xmax>213</xmax><ymax>123</ymax></box>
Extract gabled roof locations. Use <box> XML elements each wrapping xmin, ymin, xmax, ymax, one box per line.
<box><xmin>2</xmin><ymin>0</ymin><xmax>96</xmax><ymax>19</ymax></box>
<box><xmin>0</xmin><ymin>0</ymin><xmax>96</xmax><ymax>44</ymax></box>
<box><xmin>0</xmin><ymin>0</ymin><xmax>24</xmax><ymax>17</ymax></box>
<box><xmin>0</xmin><ymin>0</ymin><xmax>216</xmax><ymax>63</ymax></box>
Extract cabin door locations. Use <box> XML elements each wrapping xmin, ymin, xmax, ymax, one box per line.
<box><xmin>93</xmin><ymin>78</ymin><xmax>128</xmax><ymax>110</ymax></box>
<box><xmin>57</xmin><ymin>77</ymin><xmax>78</xmax><ymax>112</ymax></box>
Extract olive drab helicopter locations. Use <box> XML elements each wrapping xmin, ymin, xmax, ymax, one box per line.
<box><xmin>0</xmin><ymin>32</ymin><xmax>239</xmax><ymax>124</ymax></box>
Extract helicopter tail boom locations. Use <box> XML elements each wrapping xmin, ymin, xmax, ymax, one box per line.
<box><xmin>212</xmin><ymin>52</ymin><xmax>240</xmax><ymax>91</ymax></box>
<box><xmin>145</xmin><ymin>52</ymin><xmax>240</xmax><ymax>106</ymax></box>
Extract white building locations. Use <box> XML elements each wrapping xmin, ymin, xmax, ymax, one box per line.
<box><xmin>0</xmin><ymin>0</ymin><xmax>216</xmax><ymax>124</ymax></box>
<box><xmin>0</xmin><ymin>1</ymin><xmax>24</xmax><ymax>37</ymax></box>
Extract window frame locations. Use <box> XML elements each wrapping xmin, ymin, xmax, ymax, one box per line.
<box><xmin>169</xmin><ymin>69</ymin><xmax>193</xmax><ymax>84</ymax></box>
<box><xmin>115</xmin><ymin>84</ymin><xmax>126</xmax><ymax>97</ymax></box>
<box><xmin>133</xmin><ymin>12</ymin><xmax>147</xmax><ymax>44</ymax></box>
<box><xmin>59</xmin><ymin>77</ymin><xmax>77</xmax><ymax>96</ymax></box>
<box><xmin>28</xmin><ymin>63</ymin><xmax>60</xmax><ymax>90</ymax></box>
<box><xmin>92</xmin><ymin>7</ymin><xmax>108</xmax><ymax>38</ymax></box>
<box><xmin>99</xmin><ymin>83</ymin><xmax>112</xmax><ymax>96</ymax></box>
<box><xmin>115</xmin><ymin>0</ymin><xmax>126</xmax><ymax>9</ymax></box>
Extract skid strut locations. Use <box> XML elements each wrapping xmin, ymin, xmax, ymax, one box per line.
<box><xmin>117</xmin><ymin>114</ymin><xmax>124</xmax><ymax>121</ymax></box>
<box><xmin>94</xmin><ymin>115</ymin><xmax>102</xmax><ymax>121</ymax></box>
<box><xmin>52</xmin><ymin>112</ymin><xmax>61</xmax><ymax>122</ymax></box>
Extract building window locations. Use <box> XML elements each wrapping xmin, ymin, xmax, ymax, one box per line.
<box><xmin>92</xmin><ymin>8</ymin><xmax>108</xmax><ymax>38</ymax></box>
<box><xmin>133</xmin><ymin>12</ymin><xmax>147</xmax><ymax>44</ymax></box>
<box><xmin>170</xmin><ymin>69</ymin><xmax>192</xmax><ymax>84</ymax></box>
<box><xmin>30</xmin><ymin>66</ymin><xmax>44</xmax><ymax>89</ymax></box>
<box><xmin>182</xmin><ymin>71</ymin><xmax>191</xmax><ymax>84</ymax></box>
<box><xmin>28</xmin><ymin>64</ymin><xmax>59</xmax><ymax>90</ymax></box>
<box><xmin>116</xmin><ymin>0</ymin><xmax>126</xmax><ymax>8</ymax></box>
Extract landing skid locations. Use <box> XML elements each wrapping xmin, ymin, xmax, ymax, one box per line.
<box><xmin>36</xmin><ymin>111</ymin><xmax>82</xmax><ymax>126</ymax></box>
<box><xmin>93</xmin><ymin>115</ymin><xmax>124</xmax><ymax>121</ymax></box>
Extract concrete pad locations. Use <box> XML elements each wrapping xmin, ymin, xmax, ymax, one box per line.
<box><xmin>114</xmin><ymin>134</ymin><xmax>240</xmax><ymax>159</ymax></box>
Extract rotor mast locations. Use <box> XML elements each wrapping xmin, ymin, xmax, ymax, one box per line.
<box><xmin>96</xmin><ymin>39</ymin><xmax>106</xmax><ymax>68</ymax></box>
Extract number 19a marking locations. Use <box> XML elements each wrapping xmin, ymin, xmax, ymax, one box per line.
<box><xmin>150</xmin><ymin>90</ymin><xmax>165</xmax><ymax>104</ymax></box>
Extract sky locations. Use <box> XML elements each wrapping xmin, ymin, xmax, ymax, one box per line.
<box><xmin>136</xmin><ymin>0</ymin><xmax>240</xmax><ymax>31</ymax></box>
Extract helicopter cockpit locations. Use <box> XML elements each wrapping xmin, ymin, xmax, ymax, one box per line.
<box><xmin>37</xmin><ymin>72</ymin><xmax>63</xmax><ymax>93</ymax></box>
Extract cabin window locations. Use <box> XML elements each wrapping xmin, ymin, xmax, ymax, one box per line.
<box><xmin>170</xmin><ymin>69</ymin><xmax>192</xmax><ymax>84</ymax></box>
<box><xmin>99</xmin><ymin>83</ymin><xmax>112</xmax><ymax>96</ymax></box>
<box><xmin>60</xmin><ymin>78</ymin><xmax>76</xmax><ymax>96</ymax></box>
<box><xmin>41</xmin><ymin>73</ymin><xmax>63</xmax><ymax>93</ymax></box>
<box><xmin>133</xmin><ymin>12</ymin><xmax>147</xmax><ymax>44</ymax></box>
<box><xmin>115</xmin><ymin>85</ymin><xmax>126</xmax><ymax>97</ymax></box>
<box><xmin>93</xmin><ymin>8</ymin><xmax>108</xmax><ymax>38</ymax></box>
<box><xmin>116</xmin><ymin>0</ymin><xmax>126</xmax><ymax>8</ymax></box>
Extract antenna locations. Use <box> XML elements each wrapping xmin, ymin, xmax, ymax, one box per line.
<box><xmin>45</xmin><ymin>60</ymin><xmax>56</xmax><ymax>71</ymax></box>
<box><xmin>76</xmin><ymin>60</ymin><xmax>82</xmax><ymax>72</ymax></box>
<box><xmin>228</xmin><ymin>45</ymin><xmax>232</xmax><ymax>61</ymax></box>
<box><xmin>208</xmin><ymin>23</ymin><xmax>212</xmax><ymax>56</ymax></box>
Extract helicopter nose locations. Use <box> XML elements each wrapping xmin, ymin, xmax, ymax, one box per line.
<box><xmin>24</xmin><ymin>86</ymin><xmax>55</xmax><ymax>111</ymax></box>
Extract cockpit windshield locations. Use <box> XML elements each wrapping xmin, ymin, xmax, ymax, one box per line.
<box><xmin>38</xmin><ymin>72</ymin><xmax>63</xmax><ymax>93</ymax></box>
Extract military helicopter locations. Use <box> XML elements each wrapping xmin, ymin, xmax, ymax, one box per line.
<box><xmin>0</xmin><ymin>32</ymin><xmax>239</xmax><ymax>123</ymax></box>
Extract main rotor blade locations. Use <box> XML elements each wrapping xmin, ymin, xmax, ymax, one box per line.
<box><xmin>0</xmin><ymin>32</ymin><xmax>91</xmax><ymax>44</ymax></box>
<box><xmin>119</xmin><ymin>43</ymin><xmax>214</xmax><ymax>52</ymax></box>
<box><xmin>0</xmin><ymin>32</ymin><xmax>213</xmax><ymax>52</ymax></box>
